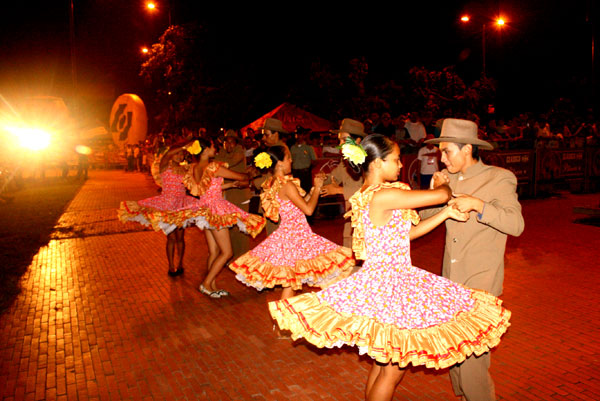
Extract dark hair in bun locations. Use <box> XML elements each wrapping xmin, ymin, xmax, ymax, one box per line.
<box><xmin>352</xmin><ymin>134</ymin><xmax>396</xmax><ymax>174</ymax></box>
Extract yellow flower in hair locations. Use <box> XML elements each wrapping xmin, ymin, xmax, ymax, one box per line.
<box><xmin>186</xmin><ymin>140</ymin><xmax>202</xmax><ymax>155</ymax></box>
<box><xmin>341</xmin><ymin>142</ymin><xmax>367</xmax><ymax>165</ymax></box>
<box><xmin>254</xmin><ymin>152</ymin><xmax>273</xmax><ymax>169</ymax></box>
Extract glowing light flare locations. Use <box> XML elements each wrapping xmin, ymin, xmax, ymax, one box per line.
<box><xmin>496</xmin><ymin>17</ymin><xmax>506</xmax><ymax>26</ymax></box>
<box><xmin>460</xmin><ymin>15</ymin><xmax>470</xmax><ymax>22</ymax></box>
<box><xmin>75</xmin><ymin>145</ymin><xmax>92</xmax><ymax>155</ymax></box>
<box><xmin>4</xmin><ymin>126</ymin><xmax>52</xmax><ymax>151</ymax></box>
<box><xmin>146</xmin><ymin>2</ymin><xmax>156</xmax><ymax>10</ymax></box>
<box><xmin>141</xmin><ymin>47</ymin><xmax>149</xmax><ymax>54</ymax></box>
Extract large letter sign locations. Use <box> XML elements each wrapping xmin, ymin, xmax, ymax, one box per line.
<box><xmin>109</xmin><ymin>94</ymin><xmax>148</xmax><ymax>148</ymax></box>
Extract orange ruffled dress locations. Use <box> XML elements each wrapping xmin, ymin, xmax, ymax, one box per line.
<box><xmin>269</xmin><ymin>182</ymin><xmax>511</xmax><ymax>369</ymax></box>
<box><xmin>184</xmin><ymin>161</ymin><xmax>265</xmax><ymax>238</ymax></box>
<box><xmin>118</xmin><ymin>164</ymin><xmax>207</xmax><ymax>235</ymax></box>
<box><xmin>229</xmin><ymin>175</ymin><xmax>354</xmax><ymax>291</ymax></box>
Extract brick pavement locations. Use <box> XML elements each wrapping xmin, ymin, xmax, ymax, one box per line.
<box><xmin>1</xmin><ymin>169</ymin><xmax>599</xmax><ymax>400</ymax></box>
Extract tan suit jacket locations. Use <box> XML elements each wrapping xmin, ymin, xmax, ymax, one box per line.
<box><xmin>420</xmin><ymin>160</ymin><xmax>524</xmax><ymax>296</ymax></box>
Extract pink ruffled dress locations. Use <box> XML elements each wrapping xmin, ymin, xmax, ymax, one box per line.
<box><xmin>229</xmin><ymin>176</ymin><xmax>354</xmax><ymax>290</ymax></box>
<box><xmin>118</xmin><ymin>167</ymin><xmax>206</xmax><ymax>235</ymax></box>
<box><xmin>269</xmin><ymin>182</ymin><xmax>511</xmax><ymax>369</ymax></box>
<box><xmin>186</xmin><ymin>161</ymin><xmax>265</xmax><ymax>237</ymax></box>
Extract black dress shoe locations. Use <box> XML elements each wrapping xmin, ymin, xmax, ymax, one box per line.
<box><xmin>167</xmin><ymin>268</ymin><xmax>184</xmax><ymax>277</ymax></box>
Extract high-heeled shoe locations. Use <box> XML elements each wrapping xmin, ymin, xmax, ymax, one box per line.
<box><xmin>199</xmin><ymin>284</ymin><xmax>221</xmax><ymax>298</ymax></box>
<box><xmin>216</xmin><ymin>289</ymin><xmax>230</xmax><ymax>297</ymax></box>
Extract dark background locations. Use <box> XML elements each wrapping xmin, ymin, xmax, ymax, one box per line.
<box><xmin>0</xmin><ymin>1</ymin><xmax>597</xmax><ymax>127</ymax></box>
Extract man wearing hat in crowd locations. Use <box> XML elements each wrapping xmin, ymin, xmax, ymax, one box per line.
<box><xmin>216</xmin><ymin>129</ymin><xmax>252</xmax><ymax>258</ymax></box>
<box><xmin>420</xmin><ymin>118</ymin><xmax>525</xmax><ymax>401</ymax></box>
<box><xmin>290</xmin><ymin>126</ymin><xmax>317</xmax><ymax>193</ymax></box>
<box><xmin>252</xmin><ymin>118</ymin><xmax>290</xmax><ymax>235</ymax></box>
<box><xmin>320</xmin><ymin>118</ymin><xmax>366</xmax><ymax>249</ymax></box>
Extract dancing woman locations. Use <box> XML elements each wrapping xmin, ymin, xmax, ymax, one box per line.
<box><xmin>118</xmin><ymin>140</ymin><xmax>205</xmax><ymax>276</ymax></box>
<box><xmin>229</xmin><ymin>146</ymin><xmax>354</xmax><ymax>301</ymax></box>
<box><xmin>269</xmin><ymin>134</ymin><xmax>511</xmax><ymax>401</ymax></box>
<box><xmin>186</xmin><ymin>138</ymin><xmax>266</xmax><ymax>298</ymax></box>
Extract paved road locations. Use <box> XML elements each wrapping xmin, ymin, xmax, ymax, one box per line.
<box><xmin>1</xmin><ymin>170</ymin><xmax>598</xmax><ymax>400</ymax></box>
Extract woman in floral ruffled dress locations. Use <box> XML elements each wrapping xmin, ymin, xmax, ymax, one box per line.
<box><xmin>186</xmin><ymin>138</ymin><xmax>266</xmax><ymax>298</ymax></box>
<box><xmin>119</xmin><ymin>141</ymin><xmax>205</xmax><ymax>277</ymax></box>
<box><xmin>229</xmin><ymin>146</ymin><xmax>354</xmax><ymax>307</ymax></box>
<box><xmin>269</xmin><ymin>134</ymin><xmax>511</xmax><ymax>401</ymax></box>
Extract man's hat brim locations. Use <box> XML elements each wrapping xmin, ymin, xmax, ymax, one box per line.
<box><xmin>425</xmin><ymin>136</ymin><xmax>494</xmax><ymax>150</ymax></box>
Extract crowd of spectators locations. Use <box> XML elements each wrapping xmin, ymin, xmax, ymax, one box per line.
<box><xmin>106</xmin><ymin>106</ymin><xmax>600</xmax><ymax>178</ymax></box>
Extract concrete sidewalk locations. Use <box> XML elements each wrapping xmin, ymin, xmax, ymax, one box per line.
<box><xmin>0</xmin><ymin>170</ymin><xmax>599</xmax><ymax>400</ymax></box>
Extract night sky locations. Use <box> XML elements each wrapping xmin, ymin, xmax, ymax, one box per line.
<box><xmin>0</xmin><ymin>1</ymin><xmax>596</xmax><ymax>124</ymax></box>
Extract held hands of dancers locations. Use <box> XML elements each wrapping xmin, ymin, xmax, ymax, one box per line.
<box><xmin>448</xmin><ymin>194</ymin><xmax>485</xmax><ymax>214</ymax></box>
<box><xmin>430</xmin><ymin>171</ymin><xmax>449</xmax><ymax>189</ymax></box>
<box><xmin>313</xmin><ymin>172</ymin><xmax>326</xmax><ymax>190</ymax></box>
<box><xmin>320</xmin><ymin>176</ymin><xmax>343</xmax><ymax>196</ymax></box>
<box><xmin>445</xmin><ymin>204</ymin><xmax>470</xmax><ymax>222</ymax></box>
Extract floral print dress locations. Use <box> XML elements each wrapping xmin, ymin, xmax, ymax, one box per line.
<box><xmin>229</xmin><ymin>175</ymin><xmax>354</xmax><ymax>290</ymax></box>
<box><xmin>269</xmin><ymin>182</ymin><xmax>511</xmax><ymax>369</ymax></box>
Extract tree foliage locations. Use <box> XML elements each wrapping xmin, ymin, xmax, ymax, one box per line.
<box><xmin>140</xmin><ymin>25</ymin><xmax>498</xmax><ymax>134</ymax></box>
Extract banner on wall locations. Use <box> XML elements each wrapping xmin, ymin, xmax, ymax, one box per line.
<box><xmin>109</xmin><ymin>94</ymin><xmax>147</xmax><ymax>148</ymax></box>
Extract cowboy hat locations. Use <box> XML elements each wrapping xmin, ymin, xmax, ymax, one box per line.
<box><xmin>330</xmin><ymin>118</ymin><xmax>367</xmax><ymax>137</ymax></box>
<box><xmin>224</xmin><ymin>129</ymin><xmax>239</xmax><ymax>140</ymax></box>
<box><xmin>425</xmin><ymin>118</ymin><xmax>494</xmax><ymax>150</ymax></box>
<box><xmin>259</xmin><ymin>118</ymin><xmax>289</xmax><ymax>134</ymax></box>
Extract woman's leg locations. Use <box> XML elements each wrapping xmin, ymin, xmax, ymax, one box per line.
<box><xmin>365</xmin><ymin>362</ymin><xmax>405</xmax><ymax>401</ymax></box>
<box><xmin>204</xmin><ymin>229</ymin><xmax>220</xmax><ymax>273</ymax></box>
<box><xmin>365</xmin><ymin>362</ymin><xmax>383</xmax><ymax>399</ymax></box>
<box><xmin>166</xmin><ymin>231</ymin><xmax>177</xmax><ymax>273</ymax></box>
<box><xmin>280</xmin><ymin>287</ymin><xmax>296</xmax><ymax>300</ymax></box>
<box><xmin>202</xmin><ymin>228</ymin><xmax>232</xmax><ymax>291</ymax></box>
<box><xmin>175</xmin><ymin>228</ymin><xmax>185</xmax><ymax>270</ymax></box>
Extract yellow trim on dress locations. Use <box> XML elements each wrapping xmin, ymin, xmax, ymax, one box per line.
<box><xmin>260</xmin><ymin>175</ymin><xmax>306</xmax><ymax>222</ymax></box>
<box><xmin>269</xmin><ymin>289</ymin><xmax>510</xmax><ymax>369</ymax></box>
<box><xmin>230</xmin><ymin>246</ymin><xmax>354</xmax><ymax>290</ymax></box>
<box><xmin>345</xmin><ymin>182</ymin><xmax>420</xmax><ymax>260</ymax></box>
<box><xmin>183</xmin><ymin>161</ymin><xmax>229</xmax><ymax>197</ymax></box>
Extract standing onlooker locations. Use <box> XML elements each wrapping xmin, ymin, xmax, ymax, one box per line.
<box><xmin>290</xmin><ymin>129</ymin><xmax>316</xmax><ymax>193</ymax></box>
<box><xmin>421</xmin><ymin>118</ymin><xmax>524</xmax><ymax>401</ymax></box>
<box><xmin>404</xmin><ymin>112</ymin><xmax>427</xmax><ymax>153</ymax></box>
<box><xmin>126</xmin><ymin>144</ymin><xmax>135</xmax><ymax>172</ymax></box>
<box><xmin>416</xmin><ymin>134</ymin><xmax>440</xmax><ymax>189</ymax></box>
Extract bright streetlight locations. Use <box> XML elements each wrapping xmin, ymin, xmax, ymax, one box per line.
<box><xmin>141</xmin><ymin>46</ymin><xmax>149</xmax><ymax>54</ymax></box>
<box><xmin>460</xmin><ymin>14</ymin><xmax>507</xmax><ymax>77</ymax></box>
<box><xmin>145</xmin><ymin>1</ymin><xmax>171</xmax><ymax>26</ymax></box>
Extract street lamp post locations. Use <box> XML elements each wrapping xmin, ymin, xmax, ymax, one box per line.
<box><xmin>461</xmin><ymin>15</ymin><xmax>506</xmax><ymax>77</ymax></box>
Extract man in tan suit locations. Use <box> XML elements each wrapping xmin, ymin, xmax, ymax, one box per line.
<box><xmin>421</xmin><ymin>118</ymin><xmax>525</xmax><ymax>401</ymax></box>
<box><xmin>216</xmin><ymin>130</ymin><xmax>252</xmax><ymax>258</ymax></box>
<box><xmin>252</xmin><ymin>118</ymin><xmax>290</xmax><ymax>235</ymax></box>
<box><xmin>320</xmin><ymin>118</ymin><xmax>366</xmax><ymax>248</ymax></box>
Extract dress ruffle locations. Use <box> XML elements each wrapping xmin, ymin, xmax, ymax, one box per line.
<box><xmin>269</xmin><ymin>289</ymin><xmax>511</xmax><ymax>370</ymax></box>
<box><xmin>230</xmin><ymin>246</ymin><xmax>354</xmax><ymax>291</ymax></box>
<box><xmin>118</xmin><ymin>200</ymin><xmax>207</xmax><ymax>235</ymax></box>
<box><xmin>345</xmin><ymin>182</ymin><xmax>420</xmax><ymax>260</ymax></box>
<box><xmin>192</xmin><ymin>209</ymin><xmax>266</xmax><ymax>238</ymax></box>
<box><xmin>260</xmin><ymin>175</ymin><xmax>306</xmax><ymax>222</ymax></box>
